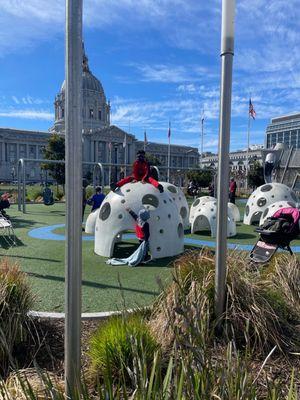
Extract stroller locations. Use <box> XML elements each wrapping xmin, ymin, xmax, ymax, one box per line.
<box><xmin>249</xmin><ymin>207</ymin><xmax>300</xmax><ymax>264</ymax></box>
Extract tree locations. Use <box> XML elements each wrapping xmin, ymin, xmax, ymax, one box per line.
<box><xmin>145</xmin><ymin>153</ymin><xmax>161</xmax><ymax>166</ymax></box>
<box><xmin>248</xmin><ymin>161</ymin><xmax>264</xmax><ymax>188</ymax></box>
<box><xmin>187</xmin><ymin>169</ymin><xmax>213</xmax><ymax>188</ymax></box>
<box><xmin>42</xmin><ymin>134</ymin><xmax>65</xmax><ymax>187</ymax></box>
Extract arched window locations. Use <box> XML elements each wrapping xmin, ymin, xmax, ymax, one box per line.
<box><xmin>89</xmin><ymin>108</ymin><xmax>94</xmax><ymax>119</ymax></box>
<box><xmin>61</xmin><ymin>108</ymin><xmax>65</xmax><ymax>118</ymax></box>
<box><xmin>98</xmin><ymin>109</ymin><xmax>101</xmax><ymax>120</ymax></box>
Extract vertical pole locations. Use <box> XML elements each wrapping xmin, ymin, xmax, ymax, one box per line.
<box><xmin>201</xmin><ymin>116</ymin><xmax>204</xmax><ymax>169</ymax></box>
<box><xmin>17</xmin><ymin>160</ymin><xmax>21</xmax><ymax>212</ymax></box>
<box><xmin>65</xmin><ymin>0</ymin><xmax>83</xmax><ymax>396</ymax></box>
<box><xmin>167</xmin><ymin>121</ymin><xmax>171</xmax><ymax>182</ymax></box>
<box><xmin>22</xmin><ymin>161</ymin><xmax>26</xmax><ymax>214</ymax></box>
<box><xmin>109</xmin><ymin>145</ymin><xmax>112</xmax><ymax>184</ymax></box>
<box><xmin>215</xmin><ymin>0</ymin><xmax>235</xmax><ymax>323</ymax></box>
<box><xmin>245</xmin><ymin>112</ymin><xmax>251</xmax><ymax>191</ymax></box>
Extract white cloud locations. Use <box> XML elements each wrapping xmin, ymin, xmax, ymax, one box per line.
<box><xmin>0</xmin><ymin>109</ymin><xmax>53</xmax><ymax>121</ymax></box>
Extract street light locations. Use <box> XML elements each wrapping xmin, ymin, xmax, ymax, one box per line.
<box><xmin>215</xmin><ymin>0</ymin><xmax>236</xmax><ymax>324</ymax></box>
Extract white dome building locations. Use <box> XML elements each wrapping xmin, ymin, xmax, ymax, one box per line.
<box><xmin>243</xmin><ymin>183</ymin><xmax>298</xmax><ymax>225</ymax></box>
<box><xmin>160</xmin><ymin>182</ymin><xmax>190</xmax><ymax>229</ymax></box>
<box><xmin>191</xmin><ymin>200</ymin><xmax>236</xmax><ymax>238</ymax></box>
<box><xmin>94</xmin><ymin>182</ymin><xmax>185</xmax><ymax>259</ymax></box>
<box><xmin>259</xmin><ymin>200</ymin><xmax>297</xmax><ymax>225</ymax></box>
<box><xmin>189</xmin><ymin>196</ymin><xmax>216</xmax><ymax>224</ymax></box>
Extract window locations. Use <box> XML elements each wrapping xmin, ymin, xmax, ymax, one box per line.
<box><xmin>29</xmin><ymin>145</ymin><xmax>36</xmax><ymax>159</ymax></box>
<box><xmin>98</xmin><ymin>109</ymin><xmax>101</xmax><ymax>120</ymax></box>
<box><xmin>61</xmin><ymin>108</ymin><xmax>64</xmax><ymax>118</ymax></box>
<box><xmin>89</xmin><ymin>109</ymin><xmax>94</xmax><ymax>119</ymax></box>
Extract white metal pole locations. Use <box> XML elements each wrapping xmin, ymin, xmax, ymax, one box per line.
<box><xmin>109</xmin><ymin>145</ymin><xmax>112</xmax><ymax>183</ymax></box>
<box><xmin>215</xmin><ymin>0</ymin><xmax>235</xmax><ymax>323</ymax></box>
<box><xmin>65</xmin><ymin>0</ymin><xmax>83</xmax><ymax>396</ymax></box>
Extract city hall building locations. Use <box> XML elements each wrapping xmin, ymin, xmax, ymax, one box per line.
<box><xmin>0</xmin><ymin>49</ymin><xmax>199</xmax><ymax>184</ymax></box>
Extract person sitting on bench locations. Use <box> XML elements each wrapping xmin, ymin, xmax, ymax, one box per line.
<box><xmin>111</xmin><ymin>150</ymin><xmax>164</xmax><ymax>193</ymax></box>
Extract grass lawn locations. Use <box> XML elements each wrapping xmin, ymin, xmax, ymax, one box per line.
<box><xmin>1</xmin><ymin>198</ymin><xmax>299</xmax><ymax>313</ymax></box>
<box><xmin>0</xmin><ymin>203</ymin><xmax>174</xmax><ymax>313</ymax></box>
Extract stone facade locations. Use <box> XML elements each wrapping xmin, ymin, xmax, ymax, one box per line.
<box><xmin>0</xmin><ymin>48</ymin><xmax>199</xmax><ymax>184</ymax></box>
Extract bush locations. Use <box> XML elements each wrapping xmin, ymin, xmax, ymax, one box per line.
<box><xmin>89</xmin><ymin>314</ymin><xmax>159</xmax><ymax>383</ymax></box>
<box><xmin>0</xmin><ymin>259</ymin><xmax>34</xmax><ymax>374</ymax></box>
<box><xmin>150</xmin><ymin>249</ymin><xmax>300</xmax><ymax>355</ymax></box>
<box><xmin>25</xmin><ymin>186</ymin><xmax>43</xmax><ymax>202</ymax></box>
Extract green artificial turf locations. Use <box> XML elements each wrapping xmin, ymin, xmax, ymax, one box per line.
<box><xmin>0</xmin><ymin>203</ymin><xmax>173</xmax><ymax>313</ymax></box>
<box><xmin>1</xmin><ymin>199</ymin><xmax>299</xmax><ymax>313</ymax></box>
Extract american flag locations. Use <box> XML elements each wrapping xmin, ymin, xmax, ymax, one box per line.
<box><xmin>168</xmin><ymin>121</ymin><xmax>171</xmax><ymax>139</ymax></box>
<box><xmin>249</xmin><ymin>98</ymin><xmax>256</xmax><ymax>120</ymax></box>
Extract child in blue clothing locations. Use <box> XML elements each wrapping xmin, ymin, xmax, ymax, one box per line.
<box><xmin>87</xmin><ymin>186</ymin><xmax>105</xmax><ymax>211</ymax></box>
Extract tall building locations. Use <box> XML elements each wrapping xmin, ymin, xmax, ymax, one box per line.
<box><xmin>0</xmin><ymin>47</ymin><xmax>199</xmax><ymax>185</ymax></box>
<box><xmin>266</xmin><ymin>113</ymin><xmax>300</xmax><ymax>149</ymax></box>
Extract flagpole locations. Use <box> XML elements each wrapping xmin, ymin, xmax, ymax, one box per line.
<box><xmin>144</xmin><ymin>130</ymin><xmax>146</xmax><ymax>152</ymax></box>
<box><xmin>201</xmin><ymin>114</ymin><xmax>204</xmax><ymax>169</ymax></box>
<box><xmin>167</xmin><ymin>121</ymin><xmax>171</xmax><ymax>182</ymax></box>
<box><xmin>124</xmin><ymin>134</ymin><xmax>127</xmax><ymax>176</ymax></box>
<box><xmin>109</xmin><ymin>144</ymin><xmax>112</xmax><ymax>184</ymax></box>
<box><xmin>246</xmin><ymin>107</ymin><xmax>251</xmax><ymax>191</ymax></box>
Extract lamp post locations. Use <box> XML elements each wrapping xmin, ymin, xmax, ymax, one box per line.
<box><xmin>65</xmin><ymin>0</ymin><xmax>83</xmax><ymax>396</ymax></box>
<box><xmin>215</xmin><ymin>0</ymin><xmax>236</xmax><ymax>323</ymax></box>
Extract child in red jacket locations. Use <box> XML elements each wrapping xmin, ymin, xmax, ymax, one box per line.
<box><xmin>112</xmin><ymin>150</ymin><xmax>164</xmax><ymax>192</ymax></box>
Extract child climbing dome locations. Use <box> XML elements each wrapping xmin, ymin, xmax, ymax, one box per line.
<box><xmin>94</xmin><ymin>181</ymin><xmax>185</xmax><ymax>259</ymax></box>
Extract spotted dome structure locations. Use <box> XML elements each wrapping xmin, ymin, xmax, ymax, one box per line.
<box><xmin>191</xmin><ymin>200</ymin><xmax>236</xmax><ymax>238</ymax></box>
<box><xmin>85</xmin><ymin>208</ymin><xmax>100</xmax><ymax>234</ymax></box>
<box><xmin>94</xmin><ymin>182</ymin><xmax>185</xmax><ymax>259</ymax></box>
<box><xmin>189</xmin><ymin>196</ymin><xmax>216</xmax><ymax>224</ymax></box>
<box><xmin>243</xmin><ymin>183</ymin><xmax>298</xmax><ymax>225</ymax></box>
<box><xmin>228</xmin><ymin>202</ymin><xmax>241</xmax><ymax>222</ymax></box>
<box><xmin>259</xmin><ymin>200</ymin><xmax>297</xmax><ymax>225</ymax></box>
<box><xmin>160</xmin><ymin>182</ymin><xmax>190</xmax><ymax>229</ymax></box>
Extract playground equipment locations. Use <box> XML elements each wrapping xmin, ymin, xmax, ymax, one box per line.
<box><xmin>243</xmin><ymin>183</ymin><xmax>298</xmax><ymax>225</ymax></box>
<box><xmin>43</xmin><ymin>186</ymin><xmax>54</xmax><ymax>206</ymax></box>
<box><xmin>259</xmin><ymin>200</ymin><xmax>297</xmax><ymax>225</ymax></box>
<box><xmin>227</xmin><ymin>202</ymin><xmax>241</xmax><ymax>222</ymax></box>
<box><xmin>85</xmin><ymin>208</ymin><xmax>100</xmax><ymax>234</ymax></box>
<box><xmin>191</xmin><ymin>200</ymin><xmax>236</xmax><ymax>238</ymax></box>
<box><xmin>94</xmin><ymin>181</ymin><xmax>185</xmax><ymax>259</ymax></box>
<box><xmin>189</xmin><ymin>196</ymin><xmax>216</xmax><ymax>224</ymax></box>
<box><xmin>159</xmin><ymin>182</ymin><xmax>190</xmax><ymax>229</ymax></box>
<box><xmin>17</xmin><ymin>158</ymin><xmax>104</xmax><ymax>213</ymax></box>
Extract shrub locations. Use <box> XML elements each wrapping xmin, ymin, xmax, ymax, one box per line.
<box><xmin>25</xmin><ymin>186</ymin><xmax>43</xmax><ymax>202</ymax></box>
<box><xmin>150</xmin><ymin>249</ymin><xmax>300</xmax><ymax>355</ymax></box>
<box><xmin>0</xmin><ymin>259</ymin><xmax>34</xmax><ymax>374</ymax></box>
<box><xmin>89</xmin><ymin>314</ymin><xmax>159</xmax><ymax>383</ymax></box>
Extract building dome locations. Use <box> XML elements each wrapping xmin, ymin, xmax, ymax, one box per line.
<box><xmin>51</xmin><ymin>44</ymin><xmax>110</xmax><ymax>133</ymax></box>
<box><xmin>60</xmin><ymin>71</ymin><xmax>105</xmax><ymax>96</ymax></box>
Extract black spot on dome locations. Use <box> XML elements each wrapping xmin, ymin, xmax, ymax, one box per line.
<box><xmin>245</xmin><ymin>205</ymin><xmax>250</xmax><ymax>216</ymax></box>
<box><xmin>142</xmin><ymin>194</ymin><xmax>159</xmax><ymax>208</ymax></box>
<box><xmin>180</xmin><ymin>206</ymin><xmax>187</xmax><ymax>219</ymax></box>
<box><xmin>167</xmin><ymin>185</ymin><xmax>177</xmax><ymax>194</ymax></box>
<box><xmin>257</xmin><ymin>197</ymin><xmax>267</xmax><ymax>207</ymax></box>
<box><xmin>193</xmin><ymin>199</ymin><xmax>200</xmax><ymax>207</ymax></box>
<box><xmin>261</xmin><ymin>184</ymin><xmax>272</xmax><ymax>192</ymax></box>
<box><xmin>177</xmin><ymin>223</ymin><xmax>184</xmax><ymax>238</ymax></box>
<box><xmin>263</xmin><ymin>208</ymin><xmax>269</xmax><ymax>217</ymax></box>
<box><xmin>99</xmin><ymin>202</ymin><xmax>111</xmax><ymax>221</ymax></box>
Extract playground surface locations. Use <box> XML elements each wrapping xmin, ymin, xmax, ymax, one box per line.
<box><xmin>2</xmin><ymin>200</ymin><xmax>300</xmax><ymax>313</ymax></box>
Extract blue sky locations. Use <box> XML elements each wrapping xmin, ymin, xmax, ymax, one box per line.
<box><xmin>0</xmin><ymin>0</ymin><xmax>299</xmax><ymax>152</ymax></box>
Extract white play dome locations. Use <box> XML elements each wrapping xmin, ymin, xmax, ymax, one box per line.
<box><xmin>85</xmin><ymin>208</ymin><xmax>100</xmax><ymax>234</ymax></box>
<box><xmin>191</xmin><ymin>200</ymin><xmax>236</xmax><ymax>238</ymax></box>
<box><xmin>228</xmin><ymin>202</ymin><xmax>241</xmax><ymax>222</ymax></box>
<box><xmin>94</xmin><ymin>181</ymin><xmax>185</xmax><ymax>259</ymax></box>
<box><xmin>160</xmin><ymin>182</ymin><xmax>190</xmax><ymax>229</ymax></box>
<box><xmin>189</xmin><ymin>196</ymin><xmax>216</xmax><ymax>224</ymax></box>
<box><xmin>243</xmin><ymin>183</ymin><xmax>298</xmax><ymax>225</ymax></box>
<box><xmin>259</xmin><ymin>200</ymin><xmax>297</xmax><ymax>225</ymax></box>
